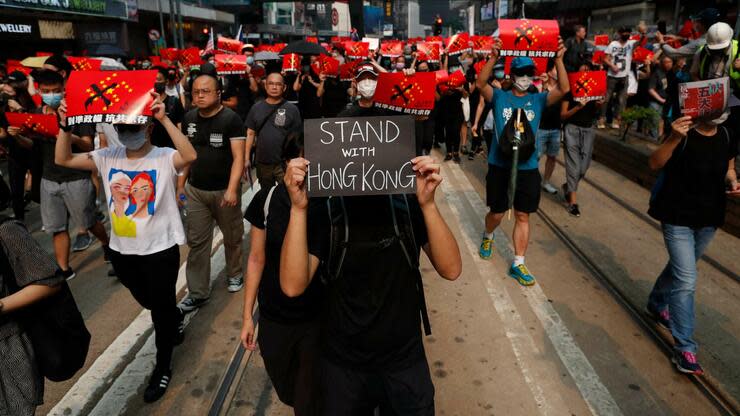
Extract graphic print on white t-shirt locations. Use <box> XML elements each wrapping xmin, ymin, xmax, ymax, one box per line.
<box><xmin>606</xmin><ymin>40</ymin><xmax>636</xmax><ymax>78</ymax></box>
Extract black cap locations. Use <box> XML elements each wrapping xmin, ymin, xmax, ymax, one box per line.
<box><xmin>691</xmin><ymin>8</ymin><xmax>721</xmax><ymax>27</ymax></box>
<box><xmin>197</xmin><ymin>62</ymin><xmax>218</xmax><ymax>79</ymax></box>
<box><xmin>7</xmin><ymin>70</ymin><xmax>27</xmax><ymax>83</ymax></box>
<box><xmin>44</xmin><ymin>54</ymin><xmax>72</xmax><ymax>74</ymax></box>
<box><xmin>34</xmin><ymin>69</ymin><xmax>64</xmax><ymax>86</ymax></box>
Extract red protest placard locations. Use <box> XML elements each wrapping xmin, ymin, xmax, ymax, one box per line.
<box><xmin>438</xmin><ymin>70</ymin><xmax>466</xmax><ymax>94</ymax></box>
<box><xmin>632</xmin><ymin>46</ymin><xmax>654</xmax><ymax>63</ymax></box>
<box><xmin>380</xmin><ymin>41</ymin><xmax>404</xmax><ymax>58</ymax></box>
<box><xmin>5</xmin><ymin>112</ymin><xmax>59</xmax><ymax>137</ymax></box>
<box><xmin>306</xmin><ymin>36</ymin><xmax>319</xmax><ymax>43</ymax></box>
<box><xmin>434</xmin><ymin>70</ymin><xmax>448</xmax><ymax>85</ymax></box>
<box><xmin>446</xmin><ymin>32</ymin><xmax>471</xmax><ymax>56</ymax></box>
<box><xmin>498</xmin><ymin>19</ymin><xmax>560</xmax><ymax>58</ymax></box>
<box><xmin>159</xmin><ymin>48</ymin><xmax>180</xmax><ymax>62</ymax></box>
<box><xmin>321</xmin><ymin>42</ymin><xmax>333</xmax><ymax>53</ymax></box>
<box><xmin>474</xmin><ymin>59</ymin><xmax>487</xmax><ymax>75</ymax></box>
<box><xmin>344</xmin><ymin>42</ymin><xmax>370</xmax><ymax>60</ymax></box>
<box><xmin>331</xmin><ymin>36</ymin><xmax>351</xmax><ymax>44</ymax></box>
<box><xmin>417</xmin><ymin>42</ymin><xmax>440</xmax><ymax>63</ymax></box>
<box><xmin>282</xmin><ymin>53</ymin><xmax>301</xmax><ymax>73</ymax></box>
<box><xmin>472</xmin><ymin>36</ymin><xmax>494</xmax><ymax>54</ymax></box>
<box><xmin>65</xmin><ymin>70</ymin><xmax>157</xmax><ymax>125</ymax></box>
<box><xmin>218</xmin><ymin>36</ymin><xmax>242</xmax><ymax>54</ymax></box>
<box><xmin>679</xmin><ymin>77</ymin><xmax>729</xmax><ymax>121</ymax></box>
<box><xmin>311</xmin><ymin>55</ymin><xmax>340</xmax><ymax>77</ymax></box>
<box><xmin>179</xmin><ymin>47</ymin><xmax>204</xmax><ymax>68</ymax></box>
<box><xmin>36</xmin><ymin>52</ymin><xmax>53</xmax><ymax>57</ymax></box>
<box><xmin>426</xmin><ymin>36</ymin><xmax>443</xmax><ymax>43</ymax></box>
<box><xmin>594</xmin><ymin>35</ymin><xmax>609</xmax><ymax>46</ymax></box>
<box><xmin>68</xmin><ymin>57</ymin><xmax>103</xmax><ymax>71</ymax></box>
<box><xmin>592</xmin><ymin>50</ymin><xmax>606</xmax><ymax>65</ymax></box>
<box><xmin>149</xmin><ymin>56</ymin><xmax>161</xmax><ymax>66</ymax></box>
<box><xmin>215</xmin><ymin>54</ymin><xmax>247</xmax><ymax>75</ymax></box>
<box><xmin>340</xmin><ymin>61</ymin><xmax>358</xmax><ymax>81</ymax></box>
<box><xmin>373</xmin><ymin>72</ymin><xmax>436</xmax><ymax>116</ymax></box>
<box><xmin>629</xmin><ymin>34</ymin><xmax>640</xmax><ymax>41</ymax></box>
<box><xmin>567</xmin><ymin>71</ymin><xmax>607</xmax><ymax>101</ymax></box>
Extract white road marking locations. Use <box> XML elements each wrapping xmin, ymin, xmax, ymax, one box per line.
<box><xmin>49</xmin><ymin>186</ymin><xmax>259</xmax><ymax>416</ymax></box>
<box><xmin>444</xmin><ymin>162</ymin><xmax>623</xmax><ymax>416</ymax></box>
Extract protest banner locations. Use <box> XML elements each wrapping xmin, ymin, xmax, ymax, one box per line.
<box><xmin>446</xmin><ymin>32</ymin><xmax>471</xmax><ymax>56</ymax></box>
<box><xmin>426</xmin><ymin>35</ymin><xmax>443</xmax><ymax>43</ymax></box>
<box><xmin>306</xmin><ymin>36</ymin><xmax>319</xmax><ymax>43</ymax></box>
<box><xmin>417</xmin><ymin>42</ymin><xmax>440</xmax><ymax>63</ymax></box>
<box><xmin>594</xmin><ymin>35</ymin><xmax>610</xmax><ymax>46</ymax></box>
<box><xmin>67</xmin><ymin>57</ymin><xmax>102</xmax><ymax>71</ymax></box>
<box><xmin>344</xmin><ymin>41</ymin><xmax>370</xmax><ymax>60</ymax></box>
<box><xmin>498</xmin><ymin>19</ymin><xmax>560</xmax><ymax>58</ymax></box>
<box><xmin>380</xmin><ymin>41</ymin><xmax>404</xmax><ymax>58</ymax></box>
<box><xmin>179</xmin><ymin>47</ymin><xmax>204</xmax><ymax>68</ymax></box>
<box><xmin>215</xmin><ymin>54</ymin><xmax>247</xmax><ymax>75</ymax></box>
<box><xmin>592</xmin><ymin>50</ymin><xmax>606</xmax><ymax>65</ymax></box>
<box><xmin>5</xmin><ymin>112</ymin><xmax>59</xmax><ymax>137</ymax></box>
<box><xmin>340</xmin><ymin>61</ymin><xmax>358</xmax><ymax>81</ymax></box>
<box><xmin>632</xmin><ymin>46</ymin><xmax>654</xmax><ymax>63</ymax></box>
<box><xmin>159</xmin><ymin>48</ymin><xmax>180</xmax><ymax>62</ymax></box>
<box><xmin>311</xmin><ymin>55</ymin><xmax>340</xmax><ymax>77</ymax></box>
<box><xmin>679</xmin><ymin>77</ymin><xmax>729</xmax><ymax>121</ymax></box>
<box><xmin>373</xmin><ymin>72</ymin><xmax>436</xmax><ymax>116</ymax></box>
<box><xmin>472</xmin><ymin>35</ymin><xmax>494</xmax><ymax>54</ymax></box>
<box><xmin>282</xmin><ymin>53</ymin><xmax>301</xmax><ymax>73</ymax></box>
<box><xmin>304</xmin><ymin>115</ymin><xmax>416</xmax><ymax>197</ymax></box>
<box><xmin>217</xmin><ymin>36</ymin><xmax>242</xmax><ymax>54</ymax></box>
<box><xmin>65</xmin><ymin>70</ymin><xmax>157</xmax><ymax>125</ymax></box>
<box><xmin>568</xmin><ymin>71</ymin><xmax>607</xmax><ymax>101</ymax></box>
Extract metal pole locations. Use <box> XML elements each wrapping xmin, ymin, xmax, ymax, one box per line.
<box><xmin>176</xmin><ymin>0</ymin><xmax>184</xmax><ymax>49</ymax></box>
<box><xmin>673</xmin><ymin>0</ymin><xmax>681</xmax><ymax>34</ymax></box>
<box><xmin>168</xmin><ymin>0</ymin><xmax>177</xmax><ymax>49</ymax></box>
<box><xmin>157</xmin><ymin>0</ymin><xmax>167</xmax><ymax>48</ymax></box>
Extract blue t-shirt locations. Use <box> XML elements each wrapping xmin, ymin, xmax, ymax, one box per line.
<box><xmin>488</xmin><ymin>88</ymin><xmax>548</xmax><ymax>170</ymax></box>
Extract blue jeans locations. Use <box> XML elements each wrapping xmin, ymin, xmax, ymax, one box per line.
<box><xmin>536</xmin><ymin>129</ymin><xmax>560</xmax><ymax>159</ymax></box>
<box><xmin>648</xmin><ymin>224</ymin><xmax>716</xmax><ymax>353</ymax></box>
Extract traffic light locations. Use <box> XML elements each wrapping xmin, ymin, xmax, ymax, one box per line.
<box><xmin>434</xmin><ymin>17</ymin><xmax>443</xmax><ymax>35</ymax></box>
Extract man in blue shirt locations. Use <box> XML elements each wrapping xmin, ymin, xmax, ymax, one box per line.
<box><xmin>476</xmin><ymin>38</ymin><xmax>570</xmax><ymax>286</ymax></box>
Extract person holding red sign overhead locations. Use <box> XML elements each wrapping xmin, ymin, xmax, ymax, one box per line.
<box><xmin>476</xmin><ymin>36</ymin><xmax>570</xmax><ymax>287</ymax></box>
<box><xmin>55</xmin><ymin>89</ymin><xmax>198</xmax><ymax>402</ymax></box>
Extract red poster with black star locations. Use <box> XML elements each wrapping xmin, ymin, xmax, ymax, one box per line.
<box><xmin>215</xmin><ymin>54</ymin><xmax>248</xmax><ymax>75</ymax></box>
<box><xmin>65</xmin><ymin>70</ymin><xmax>158</xmax><ymax>125</ymax></box>
<box><xmin>594</xmin><ymin>35</ymin><xmax>610</xmax><ymax>46</ymax></box>
<box><xmin>438</xmin><ymin>70</ymin><xmax>466</xmax><ymax>94</ymax></box>
<box><xmin>179</xmin><ymin>47</ymin><xmax>204</xmax><ymax>68</ymax></box>
<box><xmin>159</xmin><ymin>48</ymin><xmax>181</xmax><ymax>62</ymax></box>
<box><xmin>567</xmin><ymin>71</ymin><xmax>607</xmax><ymax>101</ymax></box>
<box><xmin>380</xmin><ymin>41</ymin><xmax>404</xmax><ymax>58</ymax></box>
<box><xmin>311</xmin><ymin>55</ymin><xmax>340</xmax><ymax>78</ymax></box>
<box><xmin>446</xmin><ymin>32</ymin><xmax>471</xmax><ymax>56</ymax></box>
<box><xmin>218</xmin><ymin>36</ymin><xmax>243</xmax><ymax>54</ymax></box>
<box><xmin>373</xmin><ymin>72</ymin><xmax>436</xmax><ymax>116</ymax></box>
<box><xmin>5</xmin><ymin>112</ymin><xmax>59</xmax><ymax>138</ymax></box>
<box><xmin>344</xmin><ymin>42</ymin><xmax>370</xmax><ymax>60</ymax></box>
<box><xmin>472</xmin><ymin>36</ymin><xmax>494</xmax><ymax>54</ymax></box>
<box><xmin>592</xmin><ymin>50</ymin><xmax>606</xmax><ymax>65</ymax></box>
<box><xmin>282</xmin><ymin>53</ymin><xmax>301</xmax><ymax>73</ymax></box>
<box><xmin>498</xmin><ymin>19</ymin><xmax>560</xmax><ymax>58</ymax></box>
<box><xmin>417</xmin><ymin>42</ymin><xmax>440</xmax><ymax>63</ymax></box>
<box><xmin>632</xmin><ymin>46</ymin><xmax>654</xmax><ymax>63</ymax></box>
<box><xmin>340</xmin><ymin>61</ymin><xmax>358</xmax><ymax>81</ymax></box>
<box><xmin>68</xmin><ymin>57</ymin><xmax>103</xmax><ymax>71</ymax></box>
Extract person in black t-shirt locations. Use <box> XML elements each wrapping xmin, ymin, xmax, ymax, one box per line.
<box><xmin>647</xmin><ymin>115</ymin><xmax>739</xmax><ymax>376</ymax></box>
<box><xmin>279</xmin><ymin>153</ymin><xmax>462</xmax><ymax>414</ymax></box>
<box><xmin>241</xmin><ymin>133</ymin><xmax>326</xmax><ymax>415</ymax></box>
<box><xmin>647</xmin><ymin>55</ymin><xmax>673</xmax><ymax>139</ymax></box>
<box><xmin>338</xmin><ymin>61</ymin><xmax>388</xmax><ymax>118</ymax></box>
<box><xmin>317</xmin><ymin>74</ymin><xmax>348</xmax><ymax>118</ymax></box>
<box><xmin>178</xmin><ymin>64</ymin><xmax>247</xmax><ymax>312</ymax></box>
<box><xmin>152</xmin><ymin>70</ymin><xmax>185</xmax><ymax>148</ymax></box>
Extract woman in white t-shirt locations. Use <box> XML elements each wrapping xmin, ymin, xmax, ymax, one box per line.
<box><xmin>54</xmin><ymin>92</ymin><xmax>197</xmax><ymax>403</ymax></box>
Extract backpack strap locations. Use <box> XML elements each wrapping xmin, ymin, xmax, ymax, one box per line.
<box><xmin>263</xmin><ymin>185</ymin><xmax>277</xmax><ymax>228</ymax></box>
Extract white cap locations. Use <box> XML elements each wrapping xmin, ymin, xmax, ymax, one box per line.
<box><xmin>705</xmin><ymin>22</ymin><xmax>733</xmax><ymax>50</ymax></box>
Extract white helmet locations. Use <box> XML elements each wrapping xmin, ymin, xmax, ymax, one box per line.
<box><xmin>705</xmin><ymin>22</ymin><xmax>733</xmax><ymax>50</ymax></box>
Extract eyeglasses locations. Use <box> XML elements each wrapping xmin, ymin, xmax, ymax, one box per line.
<box><xmin>192</xmin><ymin>88</ymin><xmax>215</xmax><ymax>96</ymax></box>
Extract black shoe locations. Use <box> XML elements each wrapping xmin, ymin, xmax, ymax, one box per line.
<box><xmin>143</xmin><ymin>368</ymin><xmax>172</xmax><ymax>403</ymax></box>
<box><xmin>62</xmin><ymin>268</ymin><xmax>76</xmax><ymax>281</ymax></box>
<box><xmin>453</xmin><ymin>153</ymin><xmax>461</xmax><ymax>163</ymax></box>
<box><xmin>468</xmin><ymin>152</ymin><xmax>475</xmax><ymax>160</ymax></box>
<box><xmin>567</xmin><ymin>204</ymin><xmax>581</xmax><ymax>217</ymax></box>
<box><xmin>444</xmin><ymin>153</ymin><xmax>453</xmax><ymax>161</ymax></box>
<box><xmin>178</xmin><ymin>296</ymin><xmax>209</xmax><ymax>313</ymax></box>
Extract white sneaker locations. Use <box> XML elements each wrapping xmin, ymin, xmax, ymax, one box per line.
<box><xmin>542</xmin><ymin>182</ymin><xmax>558</xmax><ymax>194</ymax></box>
<box><xmin>227</xmin><ymin>276</ymin><xmax>244</xmax><ymax>293</ymax></box>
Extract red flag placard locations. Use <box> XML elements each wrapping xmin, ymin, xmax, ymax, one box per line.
<box><xmin>592</xmin><ymin>50</ymin><xmax>606</xmax><ymax>65</ymax></box>
<box><xmin>179</xmin><ymin>47</ymin><xmax>204</xmax><ymax>68</ymax></box>
<box><xmin>498</xmin><ymin>19</ymin><xmax>560</xmax><ymax>58</ymax></box>
<box><xmin>567</xmin><ymin>71</ymin><xmax>607</xmax><ymax>101</ymax></box>
<box><xmin>306</xmin><ymin>36</ymin><xmax>319</xmax><ymax>43</ymax></box>
<box><xmin>425</xmin><ymin>36</ymin><xmax>443</xmax><ymax>43</ymax></box>
<box><xmin>380</xmin><ymin>41</ymin><xmax>404</xmax><ymax>58</ymax></box>
<box><xmin>68</xmin><ymin>57</ymin><xmax>103</xmax><ymax>71</ymax></box>
<box><xmin>5</xmin><ymin>112</ymin><xmax>59</xmax><ymax>137</ymax></box>
<box><xmin>340</xmin><ymin>61</ymin><xmax>358</xmax><ymax>81</ymax></box>
<box><xmin>679</xmin><ymin>77</ymin><xmax>729</xmax><ymax>121</ymax></box>
<box><xmin>344</xmin><ymin>42</ymin><xmax>370</xmax><ymax>60</ymax></box>
<box><xmin>438</xmin><ymin>70</ymin><xmax>466</xmax><ymax>94</ymax></box>
<box><xmin>446</xmin><ymin>32</ymin><xmax>471</xmax><ymax>56</ymax></box>
<box><xmin>474</xmin><ymin>59</ymin><xmax>487</xmax><ymax>75</ymax></box>
<box><xmin>331</xmin><ymin>36</ymin><xmax>351</xmax><ymax>44</ymax></box>
<box><xmin>417</xmin><ymin>42</ymin><xmax>440</xmax><ymax>63</ymax></box>
<box><xmin>472</xmin><ymin>35</ymin><xmax>494</xmax><ymax>54</ymax></box>
<box><xmin>434</xmin><ymin>70</ymin><xmax>448</xmax><ymax>85</ymax></box>
<box><xmin>282</xmin><ymin>53</ymin><xmax>301</xmax><ymax>73</ymax></box>
<box><xmin>65</xmin><ymin>70</ymin><xmax>157</xmax><ymax>125</ymax></box>
<box><xmin>311</xmin><ymin>55</ymin><xmax>340</xmax><ymax>77</ymax></box>
<box><xmin>218</xmin><ymin>36</ymin><xmax>243</xmax><ymax>54</ymax></box>
<box><xmin>632</xmin><ymin>46</ymin><xmax>654</xmax><ymax>63</ymax></box>
<box><xmin>215</xmin><ymin>54</ymin><xmax>247</xmax><ymax>75</ymax></box>
<box><xmin>594</xmin><ymin>35</ymin><xmax>609</xmax><ymax>46</ymax></box>
<box><xmin>159</xmin><ymin>48</ymin><xmax>180</xmax><ymax>62</ymax></box>
<box><xmin>373</xmin><ymin>72</ymin><xmax>436</xmax><ymax>116</ymax></box>
<box><xmin>36</xmin><ymin>52</ymin><xmax>53</xmax><ymax>57</ymax></box>
<box><xmin>250</xmin><ymin>64</ymin><xmax>266</xmax><ymax>79</ymax></box>
<box><xmin>149</xmin><ymin>56</ymin><xmax>161</xmax><ymax>66</ymax></box>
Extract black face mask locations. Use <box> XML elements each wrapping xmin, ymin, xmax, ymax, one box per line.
<box><xmin>620</xmin><ymin>34</ymin><xmax>630</xmax><ymax>41</ymax></box>
<box><xmin>166</xmin><ymin>72</ymin><xmax>176</xmax><ymax>81</ymax></box>
<box><xmin>154</xmin><ymin>82</ymin><xmax>166</xmax><ymax>95</ymax></box>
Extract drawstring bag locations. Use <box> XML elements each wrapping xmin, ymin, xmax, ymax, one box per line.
<box><xmin>498</xmin><ymin>108</ymin><xmax>536</xmax><ymax>162</ymax></box>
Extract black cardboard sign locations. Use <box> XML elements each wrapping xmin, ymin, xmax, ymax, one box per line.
<box><xmin>304</xmin><ymin>115</ymin><xmax>416</xmax><ymax>197</ymax></box>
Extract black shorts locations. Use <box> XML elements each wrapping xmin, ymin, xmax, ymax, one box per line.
<box><xmin>321</xmin><ymin>357</ymin><xmax>435</xmax><ymax>416</ymax></box>
<box><xmin>486</xmin><ymin>165</ymin><xmax>541</xmax><ymax>214</ymax></box>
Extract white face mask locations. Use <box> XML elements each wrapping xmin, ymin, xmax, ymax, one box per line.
<box><xmin>357</xmin><ymin>79</ymin><xmax>377</xmax><ymax>99</ymax></box>
<box><xmin>119</xmin><ymin>129</ymin><xmax>148</xmax><ymax>150</ymax></box>
<box><xmin>513</xmin><ymin>75</ymin><xmax>533</xmax><ymax>92</ymax></box>
<box><xmin>707</xmin><ymin>110</ymin><xmax>729</xmax><ymax>125</ymax></box>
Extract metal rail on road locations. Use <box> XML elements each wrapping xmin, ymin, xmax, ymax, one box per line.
<box><xmin>536</xmin><ymin>206</ymin><xmax>740</xmax><ymax>416</ymax></box>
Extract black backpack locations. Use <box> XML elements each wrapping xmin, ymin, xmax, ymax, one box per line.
<box><xmin>324</xmin><ymin>195</ymin><xmax>432</xmax><ymax>336</ymax></box>
<box><xmin>0</xmin><ymin>218</ymin><xmax>91</xmax><ymax>382</ymax></box>
<box><xmin>498</xmin><ymin>108</ymin><xmax>536</xmax><ymax>162</ymax></box>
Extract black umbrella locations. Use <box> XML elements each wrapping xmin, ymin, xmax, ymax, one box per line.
<box><xmin>279</xmin><ymin>40</ymin><xmax>327</xmax><ymax>56</ymax></box>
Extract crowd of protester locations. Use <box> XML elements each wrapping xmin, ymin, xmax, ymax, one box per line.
<box><xmin>0</xmin><ymin>7</ymin><xmax>739</xmax><ymax>415</ymax></box>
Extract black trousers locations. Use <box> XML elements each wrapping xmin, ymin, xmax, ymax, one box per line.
<box><xmin>110</xmin><ymin>245</ymin><xmax>181</xmax><ymax>371</ymax></box>
<box><xmin>7</xmin><ymin>156</ymin><xmax>32</xmax><ymax>220</ymax></box>
<box><xmin>321</xmin><ymin>358</ymin><xmax>435</xmax><ymax>416</ymax></box>
<box><xmin>444</xmin><ymin>114</ymin><xmax>463</xmax><ymax>154</ymax></box>
<box><xmin>258</xmin><ymin>316</ymin><xmax>321</xmax><ymax>416</ymax></box>
<box><xmin>414</xmin><ymin>118</ymin><xmax>435</xmax><ymax>156</ymax></box>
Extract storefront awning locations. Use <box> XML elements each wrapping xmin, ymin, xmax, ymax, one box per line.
<box><xmin>138</xmin><ymin>0</ymin><xmax>235</xmax><ymax>25</ymax></box>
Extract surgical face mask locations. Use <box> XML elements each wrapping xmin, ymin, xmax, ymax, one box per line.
<box><xmin>707</xmin><ymin>111</ymin><xmax>729</xmax><ymax>125</ymax></box>
<box><xmin>118</xmin><ymin>128</ymin><xmax>148</xmax><ymax>150</ymax></box>
<box><xmin>395</xmin><ymin>62</ymin><xmax>405</xmax><ymax>70</ymax></box>
<box><xmin>246</xmin><ymin>56</ymin><xmax>255</xmax><ymax>65</ymax></box>
<box><xmin>357</xmin><ymin>79</ymin><xmax>377</xmax><ymax>99</ymax></box>
<box><xmin>41</xmin><ymin>92</ymin><xmax>63</xmax><ymax>108</ymax></box>
<box><xmin>513</xmin><ymin>75</ymin><xmax>533</xmax><ymax>92</ymax></box>
<box><xmin>494</xmin><ymin>69</ymin><xmax>506</xmax><ymax>79</ymax></box>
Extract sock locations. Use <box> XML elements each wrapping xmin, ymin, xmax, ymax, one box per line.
<box><xmin>514</xmin><ymin>256</ymin><xmax>525</xmax><ymax>266</ymax></box>
<box><xmin>483</xmin><ymin>231</ymin><xmax>494</xmax><ymax>241</ymax></box>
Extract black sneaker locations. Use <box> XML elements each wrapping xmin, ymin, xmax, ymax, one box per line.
<box><xmin>672</xmin><ymin>350</ymin><xmax>704</xmax><ymax>375</ymax></box>
<box><xmin>567</xmin><ymin>204</ymin><xmax>581</xmax><ymax>217</ymax></box>
<box><xmin>174</xmin><ymin>309</ymin><xmax>185</xmax><ymax>346</ymax></box>
<box><xmin>62</xmin><ymin>268</ymin><xmax>76</xmax><ymax>281</ymax></box>
<box><xmin>143</xmin><ymin>368</ymin><xmax>172</xmax><ymax>403</ymax></box>
<box><xmin>72</xmin><ymin>233</ymin><xmax>93</xmax><ymax>252</ymax></box>
<box><xmin>444</xmin><ymin>153</ymin><xmax>453</xmax><ymax>161</ymax></box>
<box><xmin>177</xmin><ymin>296</ymin><xmax>209</xmax><ymax>313</ymax></box>
<box><xmin>453</xmin><ymin>153</ymin><xmax>461</xmax><ymax>163</ymax></box>
<box><xmin>468</xmin><ymin>152</ymin><xmax>475</xmax><ymax>160</ymax></box>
